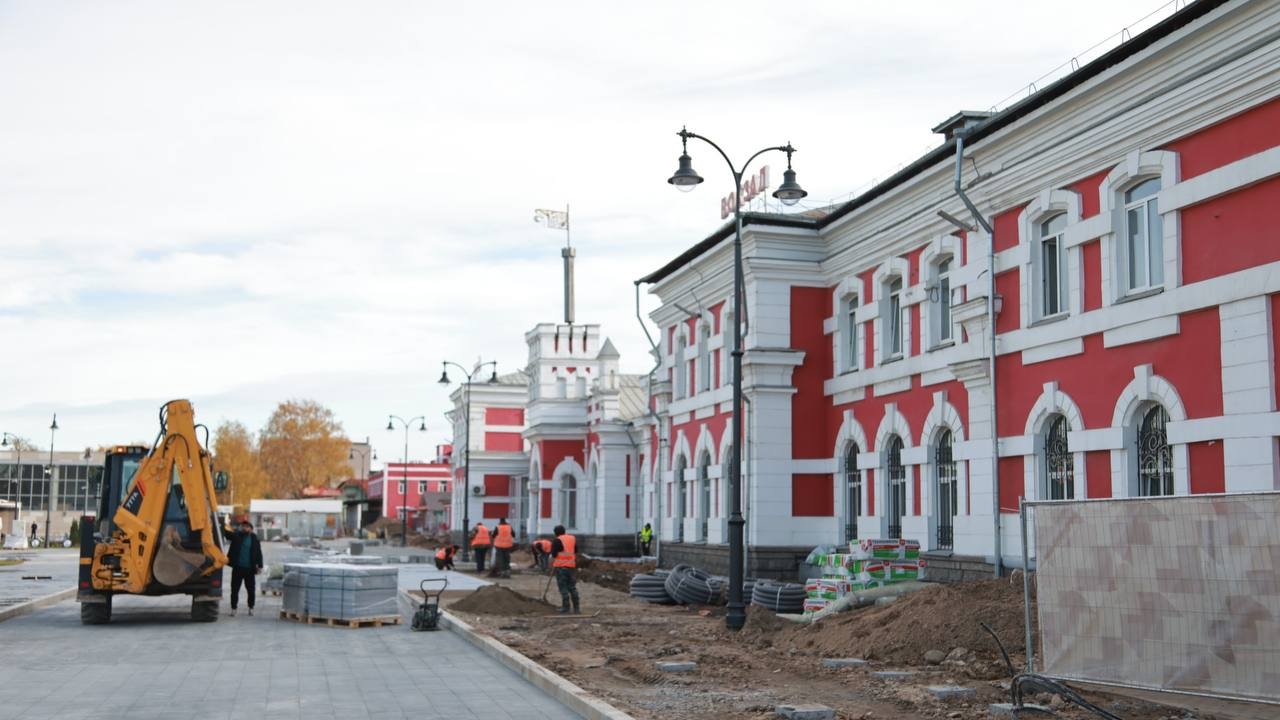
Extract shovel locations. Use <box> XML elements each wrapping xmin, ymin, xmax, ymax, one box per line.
<box><xmin>541</xmin><ymin>568</ymin><xmax>555</xmax><ymax>603</ymax></box>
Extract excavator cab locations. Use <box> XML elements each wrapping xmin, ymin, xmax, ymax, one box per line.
<box><xmin>77</xmin><ymin>401</ymin><xmax>228</xmax><ymax>624</ymax></box>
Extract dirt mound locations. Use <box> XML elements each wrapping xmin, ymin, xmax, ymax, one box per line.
<box><xmin>574</xmin><ymin>559</ymin><xmax>653</xmax><ymax>593</ymax></box>
<box><xmin>448</xmin><ymin>584</ymin><xmax>556</xmax><ymax>616</ymax></box>
<box><xmin>754</xmin><ymin>578</ymin><xmax>1032</xmax><ymax>667</ymax></box>
<box><xmin>739</xmin><ymin>604</ymin><xmax>790</xmax><ymax>640</ymax></box>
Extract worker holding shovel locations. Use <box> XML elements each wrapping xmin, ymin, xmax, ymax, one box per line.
<box><xmin>550</xmin><ymin>524</ymin><xmax>580</xmax><ymax>615</ymax></box>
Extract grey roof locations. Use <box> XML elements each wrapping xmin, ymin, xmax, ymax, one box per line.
<box><xmin>597</xmin><ymin>337</ymin><xmax>620</xmax><ymax>359</ymax></box>
<box><xmin>617</xmin><ymin>375</ymin><xmax>647</xmax><ymax>421</ymax></box>
<box><xmin>494</xmin><ymin>368</ymin><xmax>530</xmax><ymax>386</ymax></box>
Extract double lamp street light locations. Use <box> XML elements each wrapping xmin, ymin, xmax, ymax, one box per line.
<box><xmin>386</xmin><ymin>415</ymin><xmax>426</xmax><ymax>548</ymax></box>
<box><xmin>438</xmin><ymin>359</ymin><xmax>497</xmax><ymax>563</ymax></box>
<box><xmin>668</xmin><ymin>127</ymin><xmax>807</xmax><ymax>631</ymax></box>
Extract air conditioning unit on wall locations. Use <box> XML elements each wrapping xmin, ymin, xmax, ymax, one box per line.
<box><xmin>471</xmin><ymin>486</ymin><xmax>485</xmax><ymax>497</ymax></box>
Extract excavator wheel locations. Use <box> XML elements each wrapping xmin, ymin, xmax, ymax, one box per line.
<box><xmin>191</xmin><ymin>599</ymin><xmax>219</xmax><ymax>623</ymax></box>
<box><xmin>80</xmin><ymin>598</ymin><xmax>112</xmax><ymax>625</ymax></box>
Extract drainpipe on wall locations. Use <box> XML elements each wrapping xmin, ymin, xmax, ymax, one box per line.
<box><xmin>951</xmin><ymin>132</ymin><xmax>1003</xmax><ymax>578</ymax></box>
<box><xmin>635</xmin><ymin>281</ymin><xmax>667</xmax><ymax>566</ymax></box>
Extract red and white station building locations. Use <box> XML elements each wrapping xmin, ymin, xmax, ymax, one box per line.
<box><xmin>634</xmin><ymin>0</ymin><xmax>1280</xmax><ymax>576</ymax></box>
<box><xmin>367</xmin><ymin>458</ymin><xmax>452</xmax><ymax>532</ymax></box>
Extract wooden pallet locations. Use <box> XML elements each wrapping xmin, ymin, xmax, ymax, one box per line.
<box><xmin>278</xmin><ymin>610</ymin><xmax>401</xmax><ymax>628</ymax></box>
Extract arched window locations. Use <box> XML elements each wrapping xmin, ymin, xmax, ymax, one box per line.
<box><xmin>844</xmin><ymin>443</ymin><xmax>861</xmax><ymax>542</ymax></box>
<box><xmin>1137</xmin><ymin>405</ymin><xmax>1173</xmax><ymax>496</ymax></box>
<box><xmin>887</xmin><ymin>436</ymin><xmax>905</xmax><ymax>539</ymax></box>
<box><xmin>560</xmin><ymin>473</ymin><xmax>577</xmax><ymax>529</ymax></box>
<box><xmin>935</xmin><ymin>430</ymin><xmax>956</xmax><ymax>549</ymax></box>
<box><xmin>1044</xmin><ymin>414</ymin><xmax>1074</xmax><ymax>500</ymax></box>
<box><xmin>697</xmin><ymin>451</ymin><xmax>711</xmax><ymax>542</ymax></box>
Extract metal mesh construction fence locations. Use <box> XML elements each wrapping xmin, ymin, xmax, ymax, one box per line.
<box><xmin>1031</xmin><ymin>492</ymin><xmax>1280</xmax><ymax>706</ymax></box>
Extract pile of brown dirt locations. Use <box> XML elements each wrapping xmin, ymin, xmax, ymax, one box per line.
<box><xmin>448</xmin><ymin>584</ymin><xmax>557</xmax><ymax>616</ymax></box>
<box><xmin>754</xmin><ymin>578</ymin><xmax>1034</xmax><ymax>667</ymax></box>
<box><xmin>574</xmin><ymin>559</ymin><xmax>654</xmax><ymax>593</ymax></box>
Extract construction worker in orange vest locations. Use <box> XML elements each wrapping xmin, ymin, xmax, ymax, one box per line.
<box><xmin>550</xmin><ymin>524</ymin><xmax>579</xmax><ymax>614</ymax></box>
<box><xmin>434</xmin><ymin>544</ymin><xmax>458</xmax><ymax>571</ymax></box>
<box><xmin>531</xmin><ymin>537</ymin><xmax>553</xmax><ymax>570</ymax></box>
<box><xmin>492</xmin><ymin>518</ymin><xmax>514</xmax><ymax>578</ymax></box>
<box><xmin>470</xmin><ymin>521</ymin><xmax>491</xmax><ymax>574</ymax></box>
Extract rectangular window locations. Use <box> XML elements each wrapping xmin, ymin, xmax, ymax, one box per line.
<box><xmin>418</xmin><ymin>481</ymin><xmax>426</xmax><ymax>494</ymax></box>
<box><xmin>937</xmin><ymin>259</ymin><xmax>952</xmax><ymax>343</ymax></box>
<box><xmin>1124</xmin><ymin>178</ymin><xmax>1163</xmax><ymax>293</ymax></box>
<box><xmin>886</xmin><ymin>278</ymin><xmax>903</xmax><ymax>359</ymax></box>
<box><xmin>843</xmin><ymin>295</ymin><xmax>859</xmax><ymax>372</ymax></box>
<box><xmin>1039</xmin><ymin>213</ymin><xmax>1068</xmax><ymax>317</ymax></box>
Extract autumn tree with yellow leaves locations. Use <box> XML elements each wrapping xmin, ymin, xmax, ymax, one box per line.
<box><xmin>212</xmin><ymin>420</ymin><xmax>269</xmax><ymax>510</ymax></box>
<box><xmin>258</xmin><ymin>399</ymin><xmax>350</xmax><ymax>498</ymax></box>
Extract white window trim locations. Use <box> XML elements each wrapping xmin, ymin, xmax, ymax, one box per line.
<box><xmin>919</xmin><ymin>391</ymin><xmax>967</xmax><ymax>551</ymax></box>
<box><xmin>1099</xmin><ymin>150</ymin><xmax>1180</xmax><ymax>307</ymax></box>
<box><xmin>920</xmin><ymin>234</ymin><xmax>965</xmax><ymax>351</ymax></box>
<box><xmin>1108</xmin><ymin>364</ymin><xmax>1189</xmax><ymax>498</ymax></box>
<box><xmin>673</xmin><ymin>329</ymin><xmax>689</xmax><ymax>400</ymax></box>
<box><xmin>1022</xmin><ymin>381</ymin><xmax>1087</xmax><ymax>502</ymax></box>
<box><xmin>872</xmin><ymin>257</ymin><xmax>912</xmax><ymax>365</ymax></box>
<box><xmin>830</xmin><ymin>277</ymin><xmax>863</xmax><ymax>374</ymax></box>
<box><xmin>721</xmin><ymin>307</ymin><xmax>736</xmax><ymax>388</ymax></box>
<box><xmin>1018</xmin><ymin>188</ymin><xmax>1083</xmax><ymax>326</ymax></box>
<box><xmin>697</xmin><ymin>321</ymin><xmax>712</xmax><ymax>393</ymax></box>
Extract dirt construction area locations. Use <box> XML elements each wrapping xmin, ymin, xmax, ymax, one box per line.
<box><xmin>422</xmin><ymin>551</ymin><xmax>1200</xmax><ymax>720</ymax></box>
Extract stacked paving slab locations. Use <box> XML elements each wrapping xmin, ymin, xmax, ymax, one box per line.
<box><xmin>282</xmin><ymin>562</ymin><xmax>398</xmax><ymax>620</ymax></box>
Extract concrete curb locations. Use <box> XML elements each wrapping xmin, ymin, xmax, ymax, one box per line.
<box><xmin>0</xmin><ymin>587</ymin><xmax>76</xmax><ymax>623</ymax></box>
<box><xmin>399</xmin><ymin>590</ymin><xmax>635</xmax><ymax>720</ymax></box>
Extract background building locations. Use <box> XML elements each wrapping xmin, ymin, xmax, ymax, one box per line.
<box><xmin>0</xmin><ymin>448</ymin><xmax>105</xmax><ymax>541</ymax></box>
<box><xmin>637</xmin><ymin>0</ymin><xmax>1279</xmax><ymax>578</ymax></box>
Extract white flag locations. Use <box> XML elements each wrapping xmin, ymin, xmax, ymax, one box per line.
<box><xmin>533</xmin><ymin>208</ymin><xmax>568</xmax><ymax>229</ymax></box>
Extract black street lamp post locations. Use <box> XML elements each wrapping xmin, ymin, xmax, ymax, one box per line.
<box><xmin>386</xmin><ymin>416</ymin><xmax>426</xmax><ymax>547</ymax></box>
<box><xmin>438</xmin><ymin>360</ymin><xmax>498</xmax><ymax>563</ymax></box>
<box><xmin>348</xmin><ymin>440</ymin><xmax>376</xmax><ymax>535</ymax></box>
<box><xmin>44</xmin><ymin>414</ymin><xmax>58</xmax><ymax>549</ymax></box>
<box><xmin>668</xmin><ymin>127</ymin><xmax>807</xmax><ymax>631</ymax></box>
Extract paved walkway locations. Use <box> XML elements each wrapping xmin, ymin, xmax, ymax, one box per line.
<box><xmin>1</xmin><ymin>591</ymin><xmax>583</xmax><ymax>720</ymax></box>
<box><xmin>0</xmin><ymin>548</ymin><xmax>77</xmax><ymax>608</ymax></box>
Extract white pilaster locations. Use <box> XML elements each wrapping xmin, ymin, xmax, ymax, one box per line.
<box><xmin>1220</xmin><ymin>298</ymin><xmax>1279</xmax><ymax>490</ymax></box>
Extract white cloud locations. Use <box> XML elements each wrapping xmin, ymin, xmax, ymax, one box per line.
<box><xmin>0</xmin><ymin>0</ymin><xmax>1174</xmax><ymax>449</ymax></box>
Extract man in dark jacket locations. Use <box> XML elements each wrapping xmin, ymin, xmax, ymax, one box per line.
<box><xmin>222</xmin><ymin>519</ymin><xmax>264</xmax><ymax>616</ymax></box>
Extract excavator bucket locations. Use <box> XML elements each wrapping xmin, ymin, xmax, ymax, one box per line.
<box><xmin>153</xmin><ymin>525</ymin><xmax>212</xmax><ymax>587</ymax></box>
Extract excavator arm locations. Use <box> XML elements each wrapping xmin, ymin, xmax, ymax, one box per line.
<box><xmin>91</xmin><ymin>400</ymin><xmax>228</xmax><ymax>593</ymax></box>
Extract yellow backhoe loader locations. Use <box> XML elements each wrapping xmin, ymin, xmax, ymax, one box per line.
<box><xmin>77</xmin><ymin>399</ymin><xmax>229</xmax><ymax>623</ymax></box>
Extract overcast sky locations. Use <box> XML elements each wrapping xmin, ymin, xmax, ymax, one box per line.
<box><xmin>0</xmin><ymin>0</ymin><xmax>1177</xmax><ymax>461</ymax></box>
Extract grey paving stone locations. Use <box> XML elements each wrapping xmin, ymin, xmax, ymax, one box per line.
<box><xmin>990</xmin><ymin>703</ymin><xmax>1052</xmax><ymax>716</ymax></box>
<box><xmin>928</xmin><ymin>685</ymin><xmax>977</xmax><ymax>700</ymax></box>
<box><xmin>0</xmin><ymin>545</ymin><xmax>583</xmax><ymax>720</ymax></box>
<box><xmin>821</xmin><ymin>657</ymin><xmax>867</xmax><ymax>669</ymax></box>
<box><xmin>871</xmin><ymin>670</ymin><xmax>916</xmax><ymax>680</ymax></box>
<box><xmin>656</xmin><ymin>661</ymin><xmax>698</xmax><ymax>672</ymax></box>
<box><xmin>776</xmin><ymin>703</ymin><xmax>836</xmax><ymax>719</ymax></box>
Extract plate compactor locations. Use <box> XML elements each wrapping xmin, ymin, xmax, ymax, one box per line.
<box><xmin>412</xmin><ymin>578</ymin><xmax>447</xmax><ymax>631</ymax></box>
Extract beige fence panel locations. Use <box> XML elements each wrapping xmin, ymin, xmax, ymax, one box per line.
<box><xmin>1034</xmin><ymin>493</ymin><xmax>1280</xmax><ymax>704</ymax></box>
